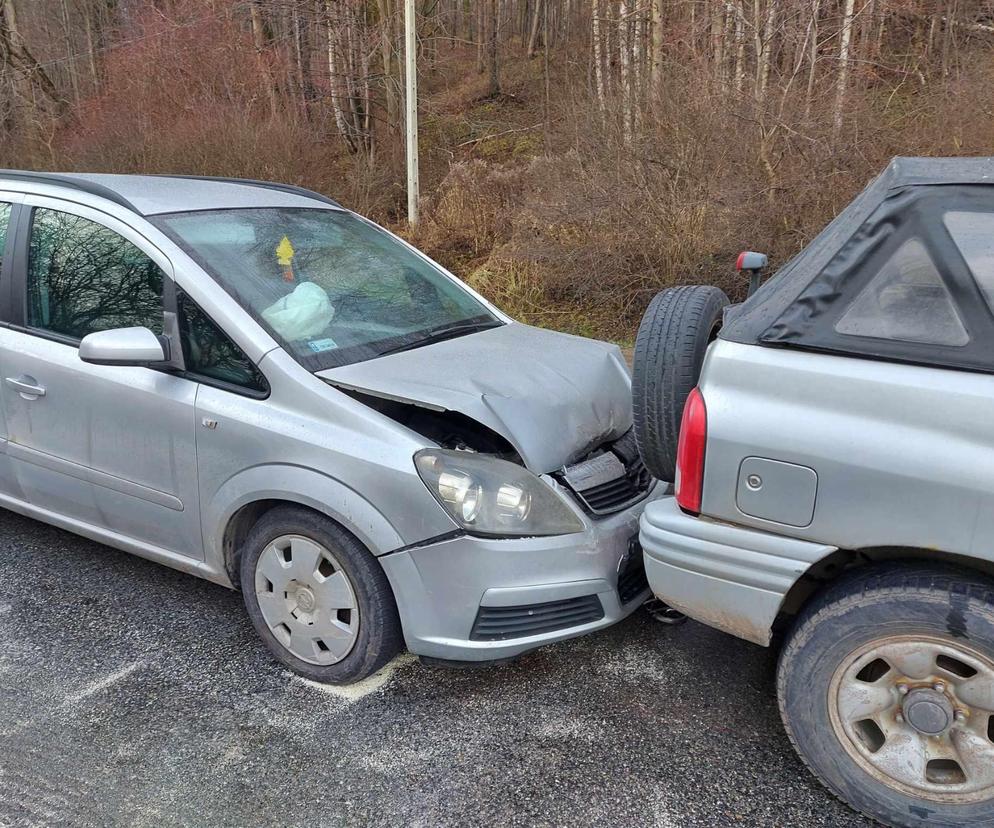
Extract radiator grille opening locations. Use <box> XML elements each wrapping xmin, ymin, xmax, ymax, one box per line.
<box><xmin>470</xmin><ymin>594</ymin><xmax>604</xmax><ymax>641</ymax></box>
<box><xmin>560</xmin><ymin>430</ymin><xmax>654</xmax><ymax>516</ymax></box>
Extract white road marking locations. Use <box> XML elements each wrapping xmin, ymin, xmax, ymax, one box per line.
<box><xmin>0</xmin><ymin>661</ymin><xmax>146</xmax><ymax>738</ymax></box>
<box><xmin>65</xmin><ymin>662</ymin><xmax>144</xmax><ymax>704</ymax></box>
<box><xmin>293</xmin><ymin>652</ymin><xmax>417</xmax><ymax>702</ymax></box>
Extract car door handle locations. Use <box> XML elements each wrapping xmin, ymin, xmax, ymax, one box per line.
<box><xmin>5</xmin><ymin>376</ymin><xmax>46</xmax><ymax>398</ymax></box>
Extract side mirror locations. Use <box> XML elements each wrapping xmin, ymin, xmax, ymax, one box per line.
<box><xmin>736</xmin><ymin>251</ymin><xmax>769</xmax><ymax>298</ymax></box>
<box><xmin>79</xmin><ymin>326</ymin><xmax>168</xmax><ymax>367</ymax></box>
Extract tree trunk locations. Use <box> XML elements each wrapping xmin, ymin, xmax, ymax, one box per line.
<box><xmin>711</xmin><ymin>2</ymin><xmax>725</xmax><ymax>85</ymax></box>
<box><xmin>84</xmin><ymin>6</ymin><xmax>99</xmax><ymax>92</ymax></box>
<box><xmin>803</xmin><ymin>0</ymin><xmax>820</xmax><ymax>121</ymax></box>
<box><xmin>733</xmin><ymin>0</ymin><xmax>745</xmax><ymax>93</ymax></box>
<box><xmin>476</xmin><ymin>0</ymin><xmax>485</xmax><ymax>73</ymax></box>
<box><xmin>0</xmin><ymin>0</ymin><xmax>66</xmax><ymax>125</ymax></box>
<box><xmin>619</xmin><ymin>0</ymin><xmax>632</xmax><ymax>142</ymax></box>
<box><xmin>833</xmin><ymin>0</ymin><xmax>856</xmax><ymax>139</ymax></box>
<box><xmin>59</xmin><ymin>0</ymin><xmax>79</xmax><ymax>107</ymax></box>
<box><xmin>650</xmin><ymin>0</ymin><xmax>663</xmax><ymax>103</ymax></box>
<box><xmin>249</xmin><ymin>0</ymin><xmax>266</xmax><ymax>51</ymax></box>
<box><xmin>377</xmin><ymin>0</ymin><xmax>397</xmax><ymax>133</ymax></box>
<box><xmin>293</xmin><ymin>2</ymin><xmax>315</xmax><ymax>114</ymax></box>
<box><xmin>326</xmin><ymin>0</ymin><xmax>358</xmax><ymax>153</ymax></box>
<box><xmin>487</xmin><ymin>0</ymin><xmax>500</xmax><ymax>96</ymax></box>
<box><xmin>758</xmin><ymin>0</ymin><xmax>775</xmax><ymax>103</ymax></box>
<box><xmin>592</xmin><ymin>0</ymin><xmax>606</xmax><ymax>111</ymax></box>
<box><xmin>527</xmin><ymin>0</ymin><xmax>542</xmax><ymax>57</ymax></box>
<box><xmin>753</xmin><ymin>0</ymin><xmax>775</xmax><ymax>106</ymax></box>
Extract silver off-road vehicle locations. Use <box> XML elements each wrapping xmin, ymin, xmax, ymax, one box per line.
<box><xmin>634</xmin><ymin>158</ymin><xmax>994</xmax><ymax>828</ymax></box>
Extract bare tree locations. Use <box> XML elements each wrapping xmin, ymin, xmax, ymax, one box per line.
<box><xmin>527</xmin><ymin>0</ymin><xmax>543</xmax><ymax>57</ymax></box>
<box><xmin>487</xmin><ymin>0</ymin><xmax>500</xmax><ymax>96</ymax></box>
<box><xmin>325</xmin><ymin>0</ymin><xmax>373</xmax><ymax>155</ymax></box>
<box><xmin>592</xmin><ymin>0</ymin><xmax>606</xmax><ymax>111</ymax></box>
<box><xmin>0</xmin><ymin>0</ymin><xmax>65</xmax><ymax>133</ymax></box>
<box><xmin>833</xmin><ymin>0</ymin><xmax>856</xmax><ymax>139</ymax></box>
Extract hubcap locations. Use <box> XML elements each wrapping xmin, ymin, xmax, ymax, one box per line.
<box><xmin>829</xmin><ymin>635</ymin><xmax>994</xmax><ymax>804</ymax></box>
<box><xmin>254</xmin><ymin>534</ymin><xmax>360</xmax><ymax>666</ymax></box>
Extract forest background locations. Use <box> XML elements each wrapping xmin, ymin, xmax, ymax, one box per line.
<box><xmin>2</xmin><ymin>0</ymin><xmax>992</xmax><ymax>340</ymax></box>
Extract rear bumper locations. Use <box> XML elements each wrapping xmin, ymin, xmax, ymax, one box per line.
<box><xmin>380</xmin><ymin>483</ymin><xmax>667</xmax><ymax>661</ymax></box>
<box><xmin>638</xmin><ymin>498</ymin><xmax>836</xmax><ymax>645</ymax></box>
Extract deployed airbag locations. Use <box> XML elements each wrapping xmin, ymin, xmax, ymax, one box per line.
<box><xmin>262</xmin><ymin>282</ymin><xmax>335</xmax><ymax>340</ymax></box>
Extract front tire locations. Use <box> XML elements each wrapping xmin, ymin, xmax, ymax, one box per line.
<box><xmin>240</xmin><ymin>506</ymin><xmax>403</xmax><ymax>684</ymax></box>
<box><xmin>778</xmin><ymin>565</ymin><xmax>994</xmax><ymax>827</ymax></box>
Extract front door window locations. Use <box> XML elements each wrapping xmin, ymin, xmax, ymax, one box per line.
<box><xmin>27</xmin><ymin>207</ymin><xmax>164</xmax><ymax>340</ymax></box>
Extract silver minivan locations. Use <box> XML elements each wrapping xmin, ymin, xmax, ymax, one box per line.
<box><xmin>0</xmin><ymin>171</ymin><xmax>661</xmax><ymax>684</ymax></box>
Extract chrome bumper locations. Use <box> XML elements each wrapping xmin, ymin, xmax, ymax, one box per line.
<box><xmin>639</xmin><ymin>498</ymin><xmax>836</xmax><ymax>645</ymax></box>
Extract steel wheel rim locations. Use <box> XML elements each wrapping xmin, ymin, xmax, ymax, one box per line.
<box><xmin>254</xmin><ymin>534</ymin><xmax>360</xmax><ymax>666</ymax></box>
<box><xmin>828</xmin><ymin>634</ymin><xmax>994</xmax><ymax>804</ymax></box>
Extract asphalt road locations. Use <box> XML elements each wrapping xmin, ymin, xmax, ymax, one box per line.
<box><xmin>0</xmin><ymin>509</ymin><xmax>873</xmax><ymax>828</ymax></box>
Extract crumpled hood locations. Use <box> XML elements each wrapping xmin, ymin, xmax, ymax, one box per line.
<box><xmin>318</xmin><ymin>323</ymin><xmax>632</xmax><ymax>473</ymax></box>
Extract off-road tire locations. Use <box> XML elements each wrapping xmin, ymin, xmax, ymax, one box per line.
<box><xmin>632</xmin><ymin>285</ymin><xmax>728</xmax><ymax>481</ymax></box>
<box><xmin>240</xmin><ymin>505</ymin><xmax>403</xmax><ymax>684</ymax></box>
<box><xmin>778</xmin><ymin>564</ymin><xmax>994</xmax><ymax>828</ymax></box>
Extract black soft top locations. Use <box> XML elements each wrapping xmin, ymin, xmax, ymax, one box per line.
<box><xmin>721</xmin><ymin>156</ymin><xmax>994</xmax><ymax>373</ymax></box>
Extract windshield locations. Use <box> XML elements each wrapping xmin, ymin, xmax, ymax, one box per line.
<box><xmin>155</xmin><ymin>208</ymin><xmax>500</xmax><ymax>370</ymax></box>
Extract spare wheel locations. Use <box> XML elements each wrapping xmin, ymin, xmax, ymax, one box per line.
<box><xmin>632</xmin><ymin>285</ymin><xmax>729</xmax><ymax>482</ymax></box>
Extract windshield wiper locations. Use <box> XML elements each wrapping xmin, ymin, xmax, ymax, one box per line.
<box><xmin>378</xmin><ymin>320</ymin><xmax>502</xmax><ymax>357</ymax></box>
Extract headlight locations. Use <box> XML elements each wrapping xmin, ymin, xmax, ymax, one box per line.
<box><xmin>414</xmin><ymin>449</ymin><xmax>585</xmax><ymax>537</ymax></box>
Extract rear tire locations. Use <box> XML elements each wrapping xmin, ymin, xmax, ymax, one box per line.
<box><xmin>240</xmin><ymin>506</ymin><xmax>403</xmax><ymax>684</ymax></box>
<box><xmin>632</xmin><ymin>285</ymin><xmax>728</xmax><ymax>481</ymax></box>
<box><xmin>778</xmin><ymin>564</ymin><xmax>994</xmax><ymax>828</ymax></box>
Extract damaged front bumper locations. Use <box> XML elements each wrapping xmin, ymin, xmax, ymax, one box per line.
<box><xmin>379</xmin><ymin>481</ymin><xmax>670</xmax><ymax>662</ymax></box>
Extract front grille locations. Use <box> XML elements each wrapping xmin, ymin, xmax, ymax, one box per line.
<box><xmin>563</xmin><ymin>430</ymin><xmax>654</xmax><ymax>515</ymax></box>
<box><xmin>618</xmin><ymin>538</ymin><xmax>649</xmax><ymax>604</ymax></box>
<box><xmin>470</xmin><ymin>595</ymin><xmax>605</xmax><ymax>641</ymax></box>
<box><xmin>575</xmin><ymin>452</ymin><xmax>652</xmax><ymax>513</ymax></box>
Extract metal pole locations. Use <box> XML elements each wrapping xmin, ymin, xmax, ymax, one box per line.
<box><xmin>404</xmin><ymin>0</ymin><xmax>420</xmax><ymax>226</ymax></box>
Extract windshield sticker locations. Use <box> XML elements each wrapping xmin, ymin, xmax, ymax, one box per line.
<box><xmin>276</xmin><ymin>235</ymin><xmax>296</xmax><ymax>282</ymax></box>
<box><xmin>308</xmin><ymin>337</ymin><xmax>338</xmax><ymax>353</ymax></box>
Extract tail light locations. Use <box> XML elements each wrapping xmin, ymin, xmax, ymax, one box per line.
<box><xmin>675</xmin><ymin>387</ymin><xmax>707</xmax><ymax>514</ymax></box>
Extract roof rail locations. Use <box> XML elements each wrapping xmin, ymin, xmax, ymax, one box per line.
<box><xmin>151</xmin><ymin>174</ymin><xmax>342</xmax><ymax>208</ymax></box>
<box><xmin>0</xmin><ymin>170</ymin><xmax>140</xmax><ymax>213</ymax></box>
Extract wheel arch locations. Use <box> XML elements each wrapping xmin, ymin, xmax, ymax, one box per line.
<box><xmin>205</xmin><ymin>464</ymin><xmax>410</xmax><ymax>588</ymax></box>
<box><xmin>775</xmin><ymin>546</ymin><xmax>994</xmax><ymax>640</ymax></box>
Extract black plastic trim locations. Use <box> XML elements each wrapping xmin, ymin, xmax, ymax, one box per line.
<box><xmin>618</xmin><ymin>538</ymin><xmax>650</xmax><ymax>604</ymax></box>
<box><xmin>470</xmin><ymin>594</ymin><xmax>604</xmax><ymax>641</ymax></box>
<box><xmin>8</xmin><ymin>201</ymin><xmax>29</xmax><ymax>328</ymax></box>
<box><xmin>0</xmin><ymin>201</ymin><xmax>25</xmax><ymax>325</ymax></box>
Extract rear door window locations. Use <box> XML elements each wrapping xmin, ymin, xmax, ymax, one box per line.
<box><xmin>834</xmin><ymin>238</ymin><xmax>969</xmax><ymax>346</ymax></box>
